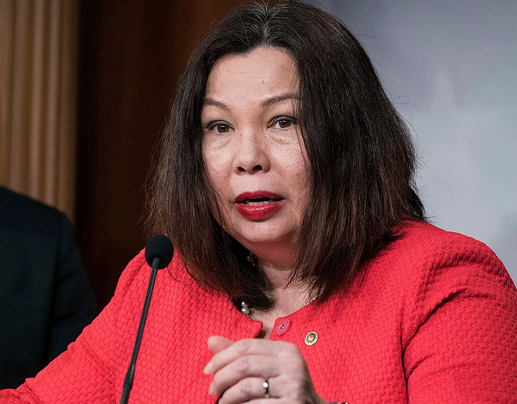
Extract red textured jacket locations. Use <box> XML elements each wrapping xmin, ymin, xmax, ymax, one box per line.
<box><xmin>1</xmin><ymin>221</ymin><xmax>516</xmax><ymax>403</ymax></box>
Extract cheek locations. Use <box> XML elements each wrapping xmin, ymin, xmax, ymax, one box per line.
<box><xmin>203</xmin><ymin>149</ymin><xmax>224</xmax><ymax>184</ymax></box>
<box><xmin>289</xmin><ymin>159</ymin><xmax>311</xmax><ymax>220</ymax></box>
<box><xmin>203</xmin><ymin>153</ymin><xmax>232</xmax><ymax>214</ymax></box>
<box><xmin>203</xmin><ymin>139</ymin><xmax>234</xmax><ymax>175</ymax></box>
<box><xmin>280</xmin><ymin>149</ymin><xmax>310</xmax><ymax>193</ymax></box>
<box><xmin>202</xmin><ymin>157</ymin><xmax>231</xmax><ymax>228</ymax></box>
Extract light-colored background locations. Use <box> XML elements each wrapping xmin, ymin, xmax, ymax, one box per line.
<box><xmin>305</xmin><ymin>0</ymin><xmax>517</xmax><ymax>282</ymax></box>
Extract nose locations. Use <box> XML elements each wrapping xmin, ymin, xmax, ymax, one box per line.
<box><xmin>234</xmin><ymin>131</ymin><xmax>270</xmax><ymax>174</ymax></box>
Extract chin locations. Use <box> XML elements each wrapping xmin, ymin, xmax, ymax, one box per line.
<box><xmin>224</xmin><ymin>214</ymin><xmax>299</xmax><ymax>248</ymax></box>
<box><xmin>235</xmin><ymin>228</ymin><xmax>297</xmax><ymax>250</ymax></box>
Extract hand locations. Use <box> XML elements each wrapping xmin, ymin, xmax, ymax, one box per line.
<box><xmin>204</xmin><ymin>336</ymin><xmax>327</xmax><ymax>404</ymax></box>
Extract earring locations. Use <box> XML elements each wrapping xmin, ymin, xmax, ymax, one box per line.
<box><xmin>247</xmin><ymin>251</ymin><xmax>258</xmax><ymax>267</ymax></box>
<box><xmin>240</xmin><ymin>301</ymin><xmax>251</xmax><ymax>316</ymax></box>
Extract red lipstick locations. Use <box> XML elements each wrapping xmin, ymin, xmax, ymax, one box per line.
<box><xmin>234</xmin><ymin>191</ymin><xmax>284</xmax><ymax>220</ymax></box>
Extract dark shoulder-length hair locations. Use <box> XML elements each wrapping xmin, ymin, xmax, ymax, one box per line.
<box><xmin>148</xmin><ymin>1</ymin><xmax>425</xmax><ymax>309</ymax></box>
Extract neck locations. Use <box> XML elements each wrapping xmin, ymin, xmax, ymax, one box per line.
<box><xmin>247</xmin><ymin>239</ymin><xmax>298</xmax><ymax>284</ymax></box>
<box><xmin>254</xmin><ymin>257</ymin><xmax>313</xmax><ymax>316</ymax></box>
<box><xmin>259</xmin><ymin>258</ymin><xmax>296</xmax><ymax>289</ymax></box>
<box><xmin>244</xmin><ymin>238</ymin><xmax>314</xmax><ymax>313</ymax></box>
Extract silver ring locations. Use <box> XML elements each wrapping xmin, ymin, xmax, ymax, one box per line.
<box><xmin>263</xmin><ymin>379</ymin><xmax>270</xmax><ymax>398</ymax></box>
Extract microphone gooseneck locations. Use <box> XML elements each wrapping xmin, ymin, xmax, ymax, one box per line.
<box><xmin>120</xmin><ymin>235</ymin><xmax>174</xmax><ymax>404</ymax></box>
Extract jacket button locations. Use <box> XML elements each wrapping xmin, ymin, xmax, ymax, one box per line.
<box><xmin>275</xmin><ymin>318</ymin><xmax>292</xmax><ymax>336</ymax></box>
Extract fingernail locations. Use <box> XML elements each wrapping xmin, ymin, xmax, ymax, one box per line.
<box><xmin>204</xmin><ymin>361</ymin><xmax>213</xmax><ymax>374</ymax></box>
<box><xmin>209</xmin><ymin>383</ymin><xmax>216</xmax><ymax>395</ymax></box>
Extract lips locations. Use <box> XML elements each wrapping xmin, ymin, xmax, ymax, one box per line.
<box><xmin>234</xmin><ymin>191</ymin><xmax>285</xmax><ymax>220</ymax></box>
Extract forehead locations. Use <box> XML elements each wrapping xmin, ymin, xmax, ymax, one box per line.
<box><xmin>205</xmin><ymin>47</ymin><xmax>299</xmax><ymax>101</ymax></box>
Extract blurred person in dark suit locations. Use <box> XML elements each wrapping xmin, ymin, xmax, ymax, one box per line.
<box><xmin>0</xmin><ymin>186</ymin><xmax>96</xmax><ymax>388</ymax></box>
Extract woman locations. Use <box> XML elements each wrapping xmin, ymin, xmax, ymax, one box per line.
<box><xmin>1</xmin><ymin>2</ymin><xmax>516</xmax><ymax>403</ymax></box>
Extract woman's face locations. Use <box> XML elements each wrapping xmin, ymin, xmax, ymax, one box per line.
<box><xmin>201</xmin><ymin>47</ymin><xmax>310</xmax><ymax>255</ymax></box>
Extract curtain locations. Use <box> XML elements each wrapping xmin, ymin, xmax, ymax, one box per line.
<box><xmin>0</xmin><ymin>0</ymin><xmax>78</xmax><ymax>219</ymax></box>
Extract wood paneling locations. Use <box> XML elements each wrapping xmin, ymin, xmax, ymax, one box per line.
<box><xmin>77</xmin><ymin>0</ymin><xmax>268</xmax><ymax>309</ymax></box>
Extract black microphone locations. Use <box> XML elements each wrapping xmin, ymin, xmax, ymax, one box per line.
<box><xmin>120</xmin><ymin>234</ymin><xmax>174</xmax><ymax>404</ymax></box>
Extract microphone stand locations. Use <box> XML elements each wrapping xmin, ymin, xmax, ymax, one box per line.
<box><xmin>120</xmin><ymin>256</ymin><xmax>161</xmax><ymax>404</ymax></box>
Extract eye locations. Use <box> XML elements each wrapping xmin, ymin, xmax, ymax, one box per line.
<box><xmin>207</xmin><ymin>121</ymin><xmax>232</xmax><ymax>134</ymax></box>
<box><xmin>271</xmin><ymin>116</ymin><xmax>297</xmax><ymax>129</ymax></box>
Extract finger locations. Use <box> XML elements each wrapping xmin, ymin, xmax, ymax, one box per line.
<box><xmin>206</xmin><ymin>338</ymin><xmax>293</xmax><ymax>375</ymax></box>
<box><xmin>205</xmin><ymin>336</ymin><xmax>235</xmax><ymax>375</ymax></box>
<box><xmin>217</xmin><ymin>376</ymin><xmax>270</xmax><ymax>404</ymax></box>
<box><xmin>210</xmin><ymin>355</ymin><xmax>281</xmax><ymax>396</ymax></box>
<box><xmin>208</xmin><ymin>335</ymin><xmax>235</xmax><ymax>355</ymax></box>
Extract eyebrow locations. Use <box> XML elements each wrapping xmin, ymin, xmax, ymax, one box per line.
<box><xmin>261</xmin><ymin>93</ymin><xmax>299</xmax><ymax>108</ymax></box>
<box><xmin>203</xmin><ymin>93</ymin><xmax>299</xmax><ymax>111</ymax></box>
<box><xmin>203</xmin><ymin>98</ymin><xmax>230</xmax><ymax>111</ymax></box>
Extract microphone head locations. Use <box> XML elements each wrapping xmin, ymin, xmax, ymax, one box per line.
<box><xmin>145</xmin><ymin>234</ymin><xmax>174</xmax><ymax>269</ymax></box>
